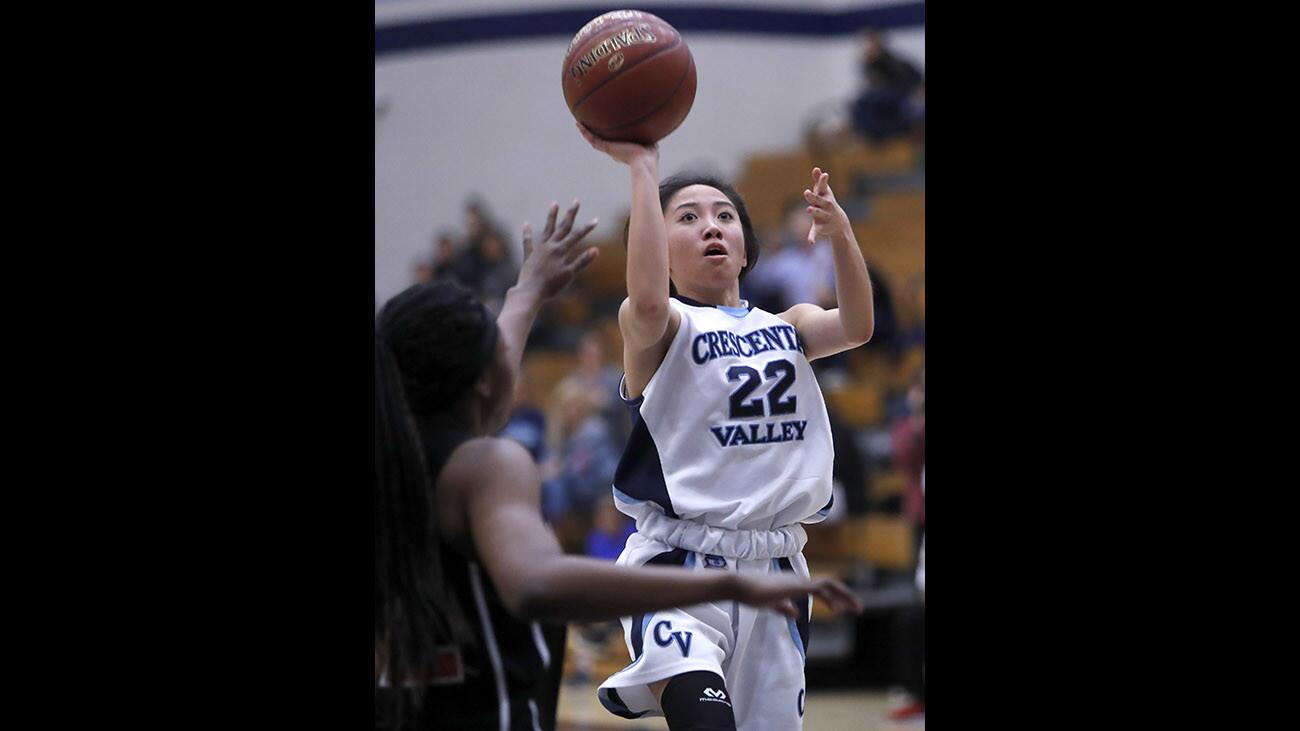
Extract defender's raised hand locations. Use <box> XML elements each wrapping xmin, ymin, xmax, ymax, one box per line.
<box><xmin>516</xmin><ymin>199</ymin><xmax>600</xmax><ymax>301</ymax></box>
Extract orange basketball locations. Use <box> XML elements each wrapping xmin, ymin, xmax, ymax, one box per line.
<box><xmin>562</xmin><ymin>10</ymin><xmax>697</xmax><ymax>145</ymax></box>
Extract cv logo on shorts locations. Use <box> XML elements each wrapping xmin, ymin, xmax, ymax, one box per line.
<box><xmin>701</xmin><ymin>687</ymin><xmax>732</xmax><ymax>707</ymax></box>
<box><xmin>703</xmin><ymin>554</ymin><xmax>727</xmax><ymax>569</ymax></box>
<box><xmin>653</xmin><ymin>620</ymin><xmax>693</xmax><ymax>657</ymax></box>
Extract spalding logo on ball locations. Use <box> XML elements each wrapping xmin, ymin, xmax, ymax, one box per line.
<box><xmin>563</xmin><ymin>9</ymin><xmax>697</xmax><ymax>145</ymax></box>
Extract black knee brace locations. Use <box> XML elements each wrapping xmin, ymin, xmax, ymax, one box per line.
<box><xmin>660</xmin><ymin>670</ymin><xmax>737</xmax><ymax>731</ymax></box>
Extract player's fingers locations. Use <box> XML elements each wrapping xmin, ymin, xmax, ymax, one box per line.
<box><xmin>812</xmin><ymin>580</ymin><xmax>863</xmax><ymax>614</ymax></box>
<box><xmin>521</xmin><ymin>223</ymin><xmax>533</xmax><ymax>260</ymax></box>
<box><xmin>542</xmin><ymin>202</ymin><xmax>559</xmax><ymax>241</ymax></box>
<box><xmin>561</xmin><ymin>218</ymin><xmax>599</xmax><ymax>250</ymax></box>
<box><xmin>568</xmin><ymin>246</ymin><xmax>600</xmax><ymax>272</ymax></box>
<box><xmin>772</xmin><ymin>599</ymin><xmax>798</xmax><ymax>620</ymax></box>
<box><xmin>803</xmin><ymin>189</ymin><xmax>831</xmax><ymax>208</ymax></box>
<box><xmin>578</xmin><ymin>122</ymin><xmax>614</xmax><ymax>151</ymax></box>
<box><xmin>818</xmin><ymin>171</ymin><xmax>831</xmax><ymax>195</ymax></box>
<box><xmin>811</xmin><ymin>167</ymin><xmax>822</xmax><ymax>188</ymax></box>
<box><xmin>807</xmin><ymin>206</ymin><xmax>834</xmax><ymax>222</ymax></box>
<box><xmin>554</xmin><ymin>199</ymin><xmax>580</xmax><ymax>240</ymax></box>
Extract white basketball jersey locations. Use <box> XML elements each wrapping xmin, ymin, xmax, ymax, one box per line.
<box><xmin>613</xmin><ymin>296</ymin><xmax>834</xmax><ymax>531</ymax></box>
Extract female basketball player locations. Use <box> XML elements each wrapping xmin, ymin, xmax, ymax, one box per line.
<box><xmin>375</xmin><ymin>200</ymin><xmax>862</xmax><ymax>730</ymax></box>
<box><xmin>578</xmin><ymin>123</ymin><xmax>877</xmax><ymax>730</ymax></box>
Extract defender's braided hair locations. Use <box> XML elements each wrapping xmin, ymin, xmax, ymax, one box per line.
<box><xmin>375</xmin><ymin>281</ymin><xmax>497</xmax><ymax>717</ymax></box>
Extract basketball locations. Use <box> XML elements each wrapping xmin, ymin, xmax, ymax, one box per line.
<box><xmin>562</xmin><ymin>10</ymin><xmax>697</xmax><ymax>145</ymax></box>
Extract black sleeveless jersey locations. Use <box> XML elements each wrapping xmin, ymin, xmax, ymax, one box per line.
<box><xmin>376</xmin><ymin>427</ymin><xmax>567</xmax><ymax>731</ymax></box>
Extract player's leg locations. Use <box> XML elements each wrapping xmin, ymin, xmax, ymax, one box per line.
<box><xmin>652</xmin><ymin>672</ymin><xmax>737</xmax><ymax>731</ymax></box>
<box><xmin>724</xmin><ymin>557</ymin><xmax>811</xmax><ymax>729</ymax></box>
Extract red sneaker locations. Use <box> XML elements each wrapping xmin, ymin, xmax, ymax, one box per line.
<box><xmin>887</xmin><ymin>701</ymin><xmax>925</xmax><ymax>721</ymax></box>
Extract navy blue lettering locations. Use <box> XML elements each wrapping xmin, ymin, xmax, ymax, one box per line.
<box><xmin>709</xmin><ymin>419</ymin><xmax>809</xmax><ymax>448</ymax></box>
<box><xmin>652</xmin><ymin>620</ymin><xmax>693</xmax><ymax>656</ymax></box>
<box><xmin>779</xmin><ymin>326</ymin><xmax>799</xmax><ymax>350</ymax></box>
<box><xmin>734</xmin><ymin>332</ymin><xmax>752</xmax><ymax>357</ymax></box>
<box><xmin>673</xmin><ymin>631</ymin><xmax>693</xmax><ymax>657</ymax></box>
<box><xmin>709</xmin><ymin>425</ymin><xmax>735</xmax><ymax>447</ymax></box>
<box><xmin>692</xmin><ymin>334</ymin><xmax>709</xmax><ymax>364</ymax></box>
<box><xmin>654</xmin><ymin>621</ymin><xmax>673</xmax><ymax>647</ymax></box>
<box><xmin>689</xmin><ymin>326</ymin><xmax>819</xmax><ymax>365</ymax></box>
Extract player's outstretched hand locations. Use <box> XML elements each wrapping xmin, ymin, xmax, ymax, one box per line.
<box><xmin>516</xmin><ymin>199</ymin><xmax>600</xmax><ymax>301</ymax></box>
<box><xmin>577</xmin><ymin>122</ymin><xmax>659</xmax><ymax>168</ymax></box>
<box><xmin>732</xmin><ymin>572</ymin><xmax>864</xmax><ymax>619</ymax></box>
<box><xmin>803</xmin><ymin>167</ymin><xmax>851</xmax><ymax>246</ymax></box>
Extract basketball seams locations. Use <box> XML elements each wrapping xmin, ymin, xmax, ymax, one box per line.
<box><xmin>567</xmin><ymin>29</ymin><xmax>682</xmax><ymax>112</ymax></box>
<box><xmin>584</xmin><ymin>52</ymin><xmax>695</xmax><ymax>137</ymax></box>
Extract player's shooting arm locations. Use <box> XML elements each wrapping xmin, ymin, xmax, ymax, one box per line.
<box><xmin>780</xmin><ymin>168</ymin><xmax>875</xmax><ymax>360</ymax></box>
<box><xmin>621</xmin><ymin>149</ymin><xmax>672</xmax><ymax>347</ymax></box>
<box><xmin>577</xmin><ymin>123</ymin><xmax>671</xmax><ymax>349</ymax></box>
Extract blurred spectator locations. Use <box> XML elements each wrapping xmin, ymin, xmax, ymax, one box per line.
<box><xmin>551</xmin><ymin>331</ymin><xmax>629</xmax><ymax>445</ymax></box>
<box><xmin>473</xmin><ymin>230</ymin><xmax>519</xmax><ymax>314</ymax></box>
<box><xmin>499</xmin><ymin>370</ymin><xmax>548</xmax><ymax>465</ymax></box>
<box><xmin>863</xmin><ymin>260</ymin><xmax>899</xmax><ymax>356</ymax></box>
<box><xmin>887</xmin><ymin>466</ymin><xmax>925</xmax><ymax>722</ymax></box>
<box><xmin>461</xmin><ymin>197</ymin><xmax>499</xmax><ymax>253</ymax></box>
<box><xmin>430</xmin><ymin>230</ymin><xmax>460</xmax><ymax>283</ymax></box>
<box><xmin>568</xmin><ymin>501</ymin><xmax>636</xmax><ymax>683</ymax></box>
<box><xmin>828</xmin><ymin>405</ymin><xmax>872</xmax><ymax>516</ymax></box>
<box><xmin>850</xmin><ymin>31</ymin><xmax>924</xmax><ymax>144</ymax></box>
<box><xmin>890</xmin><ymin>368</ymin><xmax>925</xmax><ymax>546</ymax></box>
<box><xmin>905</xmin><ymin>83</ymin><xmax>925</xmax><ymax>146</ymax></box>
<box><xmin>450</xmin><ymin>199</ymin><xmax>518</xmax><ymax>312</ymax></box>
<box><xmin>742</xmin><ymin>200</ymin><xmax>835</xmax><ymax>313</ymax></box>
<box><xmin>541</xmin><ymin>380</ymin><xmax>622</xmax><ymax>522</ymax></box>
<box><xmin>586</xmin><ymin>499</ymin><xmax>634</xmax><ymax>561</ymax></box>
<box><xmin>888</xmin><ymin>601</ymin><xmax>925</xmax><ymax>721</ymax></box>
<box><xmin>916</xmin><ymin>467</ymin><xmax>924</xmax><ymax>598</ymax></box>
<box><xmin>411</xmin><ymin>259</ymin><xmax>434</xmax><ymax>285</ymax></box>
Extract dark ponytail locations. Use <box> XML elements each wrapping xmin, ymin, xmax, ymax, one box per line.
<box><xmin>375</xmin><ymin>282</ymin><xmax>496</xmax><ymax>721</ymax></box>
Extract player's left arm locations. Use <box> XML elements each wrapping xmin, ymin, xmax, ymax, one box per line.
<box><xmin>778</xmin><ymin>167</ymin><xmax>875</xmax><ymax>360</ymax></box>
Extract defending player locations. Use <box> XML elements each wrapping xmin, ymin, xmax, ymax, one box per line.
<box><xmin>579</xmin><ymin>123</ymin><xmax>876</xmax><ymax>729</ymax></box>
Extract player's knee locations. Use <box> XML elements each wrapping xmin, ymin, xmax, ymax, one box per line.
<box><xmin>660</xmin><ymin>671</ymin><xmax>737</xmax><ymax>731</ymax></box>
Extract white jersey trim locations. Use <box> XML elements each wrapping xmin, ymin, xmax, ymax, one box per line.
<box><xmin>468</xmin><ymin>561</ymin><xmax>510</xmax><ymax>731</ymax></box>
